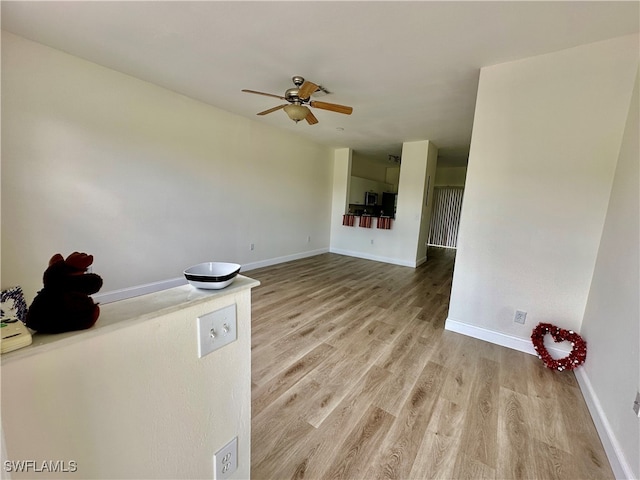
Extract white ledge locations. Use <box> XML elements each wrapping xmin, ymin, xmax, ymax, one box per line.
<box><xmin>1</xmin><ymin>275</ymin><xmax>260</xmax><ymax>365</ymax></box>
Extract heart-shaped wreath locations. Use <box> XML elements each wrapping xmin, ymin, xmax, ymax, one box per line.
<box><xmin>531</xmin><ymin>322</ymin><xmax>587</xmax><ymax>371</ymax></box>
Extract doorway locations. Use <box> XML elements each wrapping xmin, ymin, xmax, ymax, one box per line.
<box><xmin>428</xmin><ymin>187</ymin><xmax>464</xmax><ymax>248</ymax></box>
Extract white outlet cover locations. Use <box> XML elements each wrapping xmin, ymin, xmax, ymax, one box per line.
<box><xmin>197</xmin><ymin>304</ymin><xmax>237</xmax><ymax>358</ymax></box>
<box><xmin>214</xmin><ymin>436</ymin><xmax>238</xmax><ymax>480</ymax></box>
<box><xmin>514</xmin><ymin>310</ymin><xmax>527</xmax><ymax>324</ymax></box>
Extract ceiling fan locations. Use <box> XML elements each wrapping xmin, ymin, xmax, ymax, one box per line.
<box><xmin>242</xmin><ymin>76</ymin><xmax>353</xmax><ymax>125</ymax></box>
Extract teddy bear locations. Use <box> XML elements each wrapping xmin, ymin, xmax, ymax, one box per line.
<box><xmin>26</xmin><ymin>252</ymin><xmax>103</xmax><ymax>334</ymax></box>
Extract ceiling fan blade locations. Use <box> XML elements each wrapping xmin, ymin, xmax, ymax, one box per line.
<box><xmin>305</xmin><ymin>110</ymin><xmax>319</xmax><ymax>125</ymax></box>
<box><xmin>257</xmin><ymin>104</ymin><xmax>287</xmax><ymax>116</ymax></box>
<box><xmin>298</xmin><ymin>81</ymin><xmax>318</xmax><ymax>100</ymax></box>
<box><xmin>242</xmin><ymin>89</ymin><xmax>287</xmax><ymax>101</ymax></box>
<box><xmin>310</xmin><ymin>100</ymin><xmax>353</xmax><ymax>115</ymax></box>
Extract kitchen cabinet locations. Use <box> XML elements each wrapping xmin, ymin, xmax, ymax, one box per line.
<box><xmin>349</xmin><ymin>176</ymin><xmax>393</xmax><ymax>205</ymax></box>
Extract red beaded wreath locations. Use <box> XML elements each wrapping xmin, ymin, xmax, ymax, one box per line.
<box><xmin>531</xmin><ymin>322</ymin><xmax>587</xmax><ymax>371</ymax></box>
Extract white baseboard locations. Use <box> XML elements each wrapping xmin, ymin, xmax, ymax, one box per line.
<box><xmin>427</xmin><ymin>243</ymin><xmax>457</xmax><ymax>250</ymax></box>
<box><xmin>92</xmin><ymin>277</ymin><xmax>187</xmax><ymax>304</ymax></box>
<box><xmin>445</xmin><ymin>317</ymin><xmax>636</xmax><ymax>480</ymax></box>
<box><xmin>241</xmin><ymin>248</ymin><xmax>329</xmax><ymax>272</ymax></box>
<box><xmin>573</xmin><ymin>369</ymin><xmax>636</xmax><ymax>480</ymax></box>
<box><xmin>92</xmin><ymin>249</ymin><xmax>329</xmax><ymax>304</ymax></box>
<box><xmin>444</xmin><ymin>317</ymin><xmax>571</xmax><ymax>361</ymax></box>
<box><xmin>329</xmin><ymin>247</ymin><xmax>416</xmax><ymax>267</ymax></box>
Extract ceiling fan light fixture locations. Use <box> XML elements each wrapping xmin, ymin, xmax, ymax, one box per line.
<box><xmin>243</xmin><ymin>77</ymin><xmax>353</xmax><ymax>125</ymax></box>
<box><xmin>284</xmin><ymin>104</ymin><xmax>310</xmax><ymax>123</ymax></box>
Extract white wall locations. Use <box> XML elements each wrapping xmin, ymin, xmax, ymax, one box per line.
<box><xmin>2</xmin><ymin>283</ymin><xmax>254</xmax><ymax>479</ymax></box>
<box><xmin>1</xmin><ymin>32</ymin><xmax>333</xmax><ymax>302</ymax></box>
<box><xmin>446</xmin><ymin>33</ymin><xmax>639</xmax><ymax>479</ymax></box>
<box><xmin>350</xmin><ymin>153</ymin><xmax>388</xmax><ymax>183</ymax></box>
<box><xmin>329</xmin><ymin>148</ymin><xmax>352</xmax><ymax>237</ymax></box>
<box><xmin>434</xmin><ymin>166</ymin><xmax>467</xmax><ymax>187</ymax></box>
<box><xmin>580</xmin><ymin>68</ymin><xmax>639</xmax><ymax>480</ymax></box>
<box><xmin>416</xmin><ymin>141</ymin><xmax>439</xmax><ymax>263</ymax></box>
<box><xmin>330</xmin><ymin>141</ymin><xmax>437</xmax><ymax>267</ymax></box>
<box><xmin>447</xmin><ymin>34</ymin><xmax>638</xmax><ymax>341</ymax></box>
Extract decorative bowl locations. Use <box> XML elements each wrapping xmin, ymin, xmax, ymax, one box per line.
<box><xmin>184</xmin><ymin>262</ymin><xmax>241</xmax><ymax>290</ymax></box>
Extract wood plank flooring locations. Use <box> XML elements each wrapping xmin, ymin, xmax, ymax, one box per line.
<box><xmin>249</xmin><ymin>248</ymin><xmax>612</xmax><ymax>479</ymax></box>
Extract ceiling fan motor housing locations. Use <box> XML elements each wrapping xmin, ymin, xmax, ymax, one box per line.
<box><xmin>285</xmin><ymin>88</ymin><xmax>301</xmax><ymax>103</ymax></box>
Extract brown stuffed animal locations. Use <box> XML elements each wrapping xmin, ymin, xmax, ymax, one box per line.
<box><xmin>26</xmin><ymin>252</ymin><xmax>103</xmax><ymax>333</ymax></box>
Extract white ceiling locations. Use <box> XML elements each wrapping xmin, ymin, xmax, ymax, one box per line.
<box><xmin>2</xmin><ymin>1</ymin><xmax>638</xmax><ymax>167</ymax></box>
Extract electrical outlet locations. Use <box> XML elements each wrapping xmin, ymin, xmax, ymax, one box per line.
<box><xmin>197</xmin><ymin>304</ymin><xmax>237</xmax><ymax>358</ymax></box>
<box><xmin>514</xmin><ymin>310</ymin><xmax>527</xmax><ymax>324</ymax></box>
<box><xmin>307</xmin><ymin>235</ymin><xmax>311</xmax><ymax>243</ymax></box>
<box><xmin>214</xmin><ymin>437</ymin><xmax>238</xmax><ymax>480</ymax></box>
<box><xmin>633</xmin><ymin>391</ymin><xmax>640</xmax><ymax>417</ymax></box>
<box><xmin>370</xmin><ymin>239</ymin><xmax>374</xmax><ymax>245</ymax></box>
<box><xmin>249</xmin><ymin>243</ymin><xmax>255</xmax><ymax>251</ymax></box>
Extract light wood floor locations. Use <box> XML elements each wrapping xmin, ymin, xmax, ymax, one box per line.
<box><xmin>249</xmin><ymin>248</ymin><xmax>612</xmax><ymax>480</ymax></box>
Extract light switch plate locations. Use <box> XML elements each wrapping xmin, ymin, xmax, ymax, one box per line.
<box><xmin>633</xmin><ymin>391</ymin><xmax>640</xmax><ymax>417</ymax></box>
<box><xmin>197</xmin><ymin>304</ymin><xmax>237</xmax><ymax>358</ymax></box>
